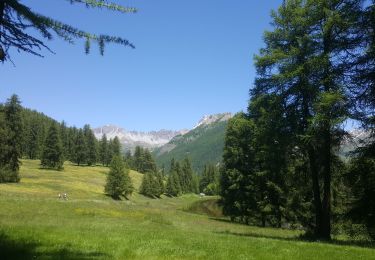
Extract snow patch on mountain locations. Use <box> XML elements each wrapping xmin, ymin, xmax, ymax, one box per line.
<box><xmin>193</xmin><ymin>113</ymin><xmax>232</xmax><ymax>129</ymax></box>
<box><xmin>94</xmin><ymin>113</ymin><xmax>232</xmax><ymax>152</ymax></box>
<box><xmin>93</xmin><ymin>125</ymin><xmax>188</xmax><ymax>151</ymax></box>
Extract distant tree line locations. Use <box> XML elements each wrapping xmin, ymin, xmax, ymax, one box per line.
<box><xmin>220</xmin><ymin>0</ymin><xmax>375</xmax><ymax>241</ymax></box>
<box><xmin>124</xmin><ymin>146</ymin><xmax>157</xmax><ymax>173</ymax></box>
<box><xmin>0</xmin><ymin>95</ymin><xmax>124</xmax><ymax>178</ymax></box>
<box><xmin>165</xmin><ymin>158</ymin><xmax>199</xmax><ymax>197</ymax></box>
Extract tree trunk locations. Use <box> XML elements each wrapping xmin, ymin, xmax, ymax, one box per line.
<box><xmin>308</xmin><ymin>147</ymin><xmax>323</xmax><ymax>237</ymax></box>
<box><xmin>321</xmin><ymin>126</ymin><xmax>331</xmax><ymax>239</ymax></box>
<box><xmin>319</xmin><ymin>7</ymin><xmax>333</xmax><ymax>240</ymax></box>
<box><xmin>301</xmin><ymin>84</ymin><xmax>325</xmax><ymax>238</ymax></box>
<box><xmin>261</xmin><ymin>213</ymin><xmax>266</xmax><ymax>227</ymax></box>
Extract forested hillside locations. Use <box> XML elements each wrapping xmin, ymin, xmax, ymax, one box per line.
<box><xmin>153</xmin><ymin>120</ymin><xmax>227</xmax><ymax>173</ymax></box>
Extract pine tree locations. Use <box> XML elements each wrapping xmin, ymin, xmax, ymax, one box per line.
<box><xmin>72</xmin><ymin>129</ymin><xmax>86</xmax><ymax>166</ymax></box>
<box><xmin>143</xmin><ymin>149</ymin><xmax>157</xmax><ymax>173</ymax></box>
<box><xmin>0</xmin><ymin>105</ymin><xmax>13</xmax><ymax>182</ymax></box>
<box><xmin>60</xmin><ymin>121</ymin><xmax>69</xmax><ymax>160</ymax></box>
<box><xmin>41</xmin><ymin>123</ymin><xmax>64</xmax><ymax>170</ymax></box>
<box><xmin>0</xmin><ymin>1</ymin><xmax>136</xmax><ymax>62</ymax></box>
<box><xmin>67</xmin><ymin>127</ymin><xmax>78</xmax><ymax>162</ymax></box>
<box><xmin>200</xmin><ymin>164</ymin><xmax>220</xmax><ymax>195</ymax></box>
<box><xmin>0</xmin><ymin>95</ymin><xmax>23</xmax><ymax>182</ymax></box>
<box><xmin>84</xmin><ymin>124</ymin><xmax>97</xmax><ymax>166</ymax></box>
<box><xmin>105</xmin><ymin>156</ymin><xmax>133</xmax><ymax>200</ymax></box>
<box><xmin>181</xmin><ymin>157</ymin><xmax>194</xmax><ymax>193</ymax></box>
<box><xmin>124</xmin><ymin>150</ymin><xmax>133</xmax><ymax>169</ymax></box>
<box><xmin>133</xmin><ymin>146</ymin><xmax>144</xmax><ymax>172</ymax></box>
<box><xmin>110</xmin><ymin>136</ymin><xmax>121</xmax><ymax>158</ymax></box>
<box><xmin>140</xmin><ymin>172</ymin><xmax>163</xmax><ymax>198</ymax></box>
<box><xmin>99</xmin><ymin>134</ymin><xmax>109</xmax><ymax>166</ymax></box>
<box><xmin>165</xmin><ymin>159</ymin><xmax>181</xmax><ymax>197</ymax></box>
<box><xmin>156</xmin><ymin>171</ymin><xmax>165</xmax><ymax>195</ymax></box>
<box><xmin>165</xmin><ymin>169</ymin><xmax>181</xmax><ymax>197</ymax></box>
<box><xmin>4</xmin><ymin>94</ymin><xmax>23</xmax><ymax>173</ymax></box>
<box><xmin>220</xmin><ymin>113</ymin><xmax>259</xmax><ymax>224</ymax></box>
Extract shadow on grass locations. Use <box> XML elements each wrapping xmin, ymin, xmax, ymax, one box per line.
<box><xmin>210</xmin><ymin>218</ymin><xmax>375</xmax><ymax>249</ymax></box>
<box><xmin>38</xmin><ymin>167</ymin><xmax>64</xmax><ymax>172</ymax></box>
<box><xmin>0</xmin><ymin>232</ymin><xmax>108</xmax><ymax>260</ymax></box>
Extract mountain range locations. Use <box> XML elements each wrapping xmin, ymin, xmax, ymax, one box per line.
<box><xmin>93</xmin><ymin>113</ymin><xmax>233</xmax><ymax>173</ymax></box>
<box><xmin>93</xmin><ymin>125</ymin><xmax>189</xmax><ymax>151</ymax></box>
<box><xmin>94</xmin><ymin>113</ymin><xmax>368</xmax><ymax>173</ymax></box>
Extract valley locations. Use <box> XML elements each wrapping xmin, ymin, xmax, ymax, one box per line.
<box><xmin>0</xmin><ymin>160</ymin><xmax>374</xmax><ymax>259</ymax></box>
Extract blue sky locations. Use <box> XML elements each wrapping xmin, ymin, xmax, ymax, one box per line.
<box><xmin>1</xmin><ymin>0</ymin><xmax>282</xmax><ymax>131</ymax></box>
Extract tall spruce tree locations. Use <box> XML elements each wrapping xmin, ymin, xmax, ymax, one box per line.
<box><xmin>110</xmin><ymin>136</ymin><xmax>121</xmax><ymax>158</ymax></box>
<box><xmin>4</xmin><ymin>94</ymin><xmax>23</xmax><ymax>173</ymax></box>
<box><xmin>0</xmin><ymin>95</ymin><xmax>23</xmax><ymax>182</ymax></box>
<box><xmin>99</xmin><ymin>134</ymin><xmax>109</xmax><ymax>166</ymax></box>
<box><xmin>165</xmin><ymin>158</ymin><xmax>181</xmax><ymax>197</ymax></box>
<box><xmin>165</xmin><ymin>169</ymin><xmax>181</xmax><ymax>197</ymax></box>
<box><xmin>83</xmin><ymin>124</ymin><xmax>97</xmax><ymax>166</ymax></box>
<box><xmin>60</xmin><ymin>121</ymin><xmax>69</xmax><ymax>160</ymax></box>
<box><xmin>72</xmin><ymin>129</ymin><xmax>86</xmax><ymax>166</ymax></box>
<box><xmin>180</xmin><ymin>157</ymin><xmax>194</xmax><ymax>193</ymax></box>
<box><xmin>220</xmin><ymin>113</ymin><xmax>259</xmax><ymax>224</ymax></box>
<box><xmin>133</xmin><ymin>146</ymin><xmax>144</xmax><ymax>172</ymax></box>
<box><xmin>41</xmin><ymin>123</ymin><xmax>64</xmax><ymax>170</ymax></box>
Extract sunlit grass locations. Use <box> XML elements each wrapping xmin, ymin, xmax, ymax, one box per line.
<box><xmin>0</xmin><ymin>160</ymin><xmax>374</xmax><ymax>259</ymax></box>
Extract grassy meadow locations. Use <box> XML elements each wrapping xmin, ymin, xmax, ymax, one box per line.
<box><xmin>0</xmin><ymin>160</ymin><xmax>374</xmax><ymax>259</ymax></box>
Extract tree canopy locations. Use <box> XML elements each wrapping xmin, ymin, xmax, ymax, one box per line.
<box><xmin>0</xmin><ymin>0</ymin><xmax>137</xmax><ymax>62</ymax></box>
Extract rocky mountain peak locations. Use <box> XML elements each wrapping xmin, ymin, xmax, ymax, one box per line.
<box><xmin>94</xmin><ymin>112</ymin><xmax>232</xmax><ymax>152</ymax></box>
<box><xmin>193</xmin><ymin>113</ymin><xmax>232</xmax><ymax>129</ymax></box>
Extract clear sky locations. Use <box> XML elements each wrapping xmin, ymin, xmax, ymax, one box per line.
<box><xmin>1</xmin><ymin>0</ymin><xmax>282</xmax><ymax>131</ymax></box>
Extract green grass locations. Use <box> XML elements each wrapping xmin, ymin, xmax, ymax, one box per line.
<box><xmin>0</xmin><ymin>160</ymin><xmax>374</xmax><ymax>259</ymax></box>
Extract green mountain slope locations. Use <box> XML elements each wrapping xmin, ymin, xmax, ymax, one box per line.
<box><xmin>153</xmin><ymin>118</ymin><xmax>229</xmax><ymax>173</ymax></box>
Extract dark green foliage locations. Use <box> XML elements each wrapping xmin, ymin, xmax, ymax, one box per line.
<box><xmin>72</xmin><ymin>130</ymin><xmax>86</xmax><ymax>166</ymax></box>
<box><xmin>0</xmin><ymin>95</ymin><xmax>23</xmax><ymax>183</ymax></box>
<box><xmin>220</xmin><ymin>113</ymin><xmax>259</xmax><ymax>224</ymax></box>
<box><xmin>165</xmin><ymin>169</ymin><xmax>181</xmax><ymax>197</ymax></box>
<box><xmin>104</xmin><ymin>156</ymin><xmax>133</xmax><ymax>200</ymax></box>
<box><xmin>346</xmin><ymin>146</ymin><xmax>375</xmax><ymax>239</ymax></box>
<box><xmin>83</xmin><ymin>124</ymin><xmax>97</xmax><ymax>166</ymax></box>
<box><xmin>99</xmin><ymin>134</ymin><xmax>110</xmax><ymax>166</ymax></box>
<box><xmin>200</xmin><ymin>164</ymin><xmax>220</xmax><ymax>195</ymax></box>
<box><xmin>180</xmin><ymin>158</ymin><xmax>193</xmax><ymax>193</ymax></box>
<box><xmin>124</xmin><ymin>150</ymin><xmax>133</xmax><ymax>169</ymax></box>
<box><xmin>3</xmin><ymin>95</ymin><xmax>23</xmax><ymax>173</ymax></box>
<box><xmin>59</xmin><ymin>121</ymin><xmax>69</xmax><ymax>159</ymax></box>
<box><xmin>164</xmin><ymin>158</ymin><xmax>198</xmax><ymax>197</ymax></box>
<box><xmin>154</xmin><ymin>120</ymin><xmax>228</xmax><ymax>173</ymax></box>
<box><xmin>220</xmin><ymin>0</ymin><xmax>374</xmax><ymax>240</ymax></box>
<box><xmin>165</xmin><ymin>158</ymin><xmax>181</xmax><ymax>197</ymax></box>
<box><xmin>110</xmin><ymin>137</ymin><xmax>121</xmax><ymax>158</ymax></box>
<box><xmin>0</xmin><ymin>0</ymin><xmax>136</xmax><ymax>62</ymax></box>
<box><xmin>40</xmin><ymin>123</ymin><xmax>64</xmax><ymax>170</ymax></box>
<box><xmin>130</xmin><ymin>146</ymin><xmax>157</xmax><ymax>174</ymax></box>
<box><xmin>139</xmin><ymin>171</ymin><xmax>164</xmax><ymax>198</ymax></box>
